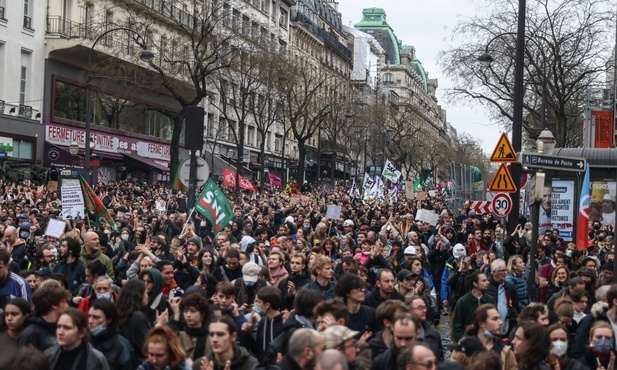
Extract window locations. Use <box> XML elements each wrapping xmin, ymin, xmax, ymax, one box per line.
<box><xmin>0</xmin><ymin>43</ymin><xmax>4</xmax><ymax>98</ymax></box>
<box><xmin>11</xmin><ymin>139</ymin><xmax>33</xmax><ymax>160</ymax></box>
<box><xmin>232</xmin><ymin>10</ymin><xmax>240</xmax><ymax>30</ymax></box>
<box><xmin>251</xmin><ymin>22</ymin><xmax>258</xmax><ymax>39</ymax></box>
<box><xmin>247</xmin><ymin>126</ymin><xmax>255</xmax><ymax>146</ymax></box>
<box><xmin>207</xmin><ymin>114</ymin><xmax>215</xmax><ymax>137</ymax></box>
<box><xmin>23</xmin><ymin>0</ymin><xmax>32</xmax><ymax>29</ymax></box>
<box><xmin>279</xmin><ymin>8</ymin><xmax>288</xmax><ymax>29</ymax></box>
<box><xmin>0</xmin><ymin>0</ymin><xmax>6</xmax><ymax>20</ymax></box>
<box><xmin>382</xmin><ymin>73</ymin><xmax>393</xmax><ymax>84</ymax></box>
<box><xmin>242</xmin><ymin>16</ymin><xmax>250</xmax><ymax>36</ymax></box>
<box><xmin>19</xmin><ymin>51</ymin><xmax>31</xmax><ymax>106</ymax></box>
<box><xmin>271</xmin><ymin>1</ymin><xmax>277</xmax><ymax>21</ymax></box>
<box><xmin>274</xmin><ymin>134</ymin><xmax>282</xmax><ymax>152</ymax></box>
<box><xmin>266</xmin><ymin>132</ymin><xmax>271</xmax><ymax>150</ymax></box>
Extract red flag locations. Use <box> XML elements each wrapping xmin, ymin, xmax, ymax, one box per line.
<box><xmin>268</xmin><ymin>172</ymin><xmax>282</xmax><ymax>187</ymax></box>
<box><xmin>223</xmin><ymin>168</ymin><xmax>256</xmax><ymax>192</ymax></box>
<box><xmin>576</xmin><ymin>166</ymin><xmax>591</xmax><ymax>251</ymax></box>
<box><xmin>78</xmin><ymin>175</ymin><xmax>119</xmax><ymax>232</ymax></box>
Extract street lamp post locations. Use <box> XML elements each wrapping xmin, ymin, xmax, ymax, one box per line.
<box><xmin>85</xmin><ymin>27</ymin><xmax>154</xmax><ymax>184</ymax></box>
<box><xmin>478</xmin><ymin>25</ymin><xmax>556</xmax><ymax>233</ymax></box>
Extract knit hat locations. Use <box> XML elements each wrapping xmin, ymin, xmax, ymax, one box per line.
<box><xmin>187</xmin><ymin>236</ymin><xmax>202</xmax><ymax>249</ymax></box>
<box><xmin>447</xmin><ymin>336</ymin><xmax>485</xmax><ymax>357</ymax></box>
<box><xmin>322</xmin><ymin>325</ymin><xmax>359</xmax><ymax>349</ymax></box>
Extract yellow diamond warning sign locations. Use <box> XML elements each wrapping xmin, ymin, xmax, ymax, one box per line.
<box><xmin>490</xmin><ymin>133</ymin><xmax>516</xmax><ymax>162</ymax></box>
<box><xmin>489</xmin><ymin>163</ymin><xmax>516</xmax><ymax>193</ymax></box>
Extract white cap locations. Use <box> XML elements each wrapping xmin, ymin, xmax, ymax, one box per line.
<box><xmin>343</xmin><ymin>219</ymin><xmax>354</xmax><ymax>227</ymax></box>
<box><xmin>603</xmin><ymin>193</ymin><xmax>616</xmax><ymax>203</ymax></box>
<box><xmin>453</xmin><ymin>243</ymin><xmax>467</xmax><ymax>259</ymax></box>
<box><xmin>404</xmin><ymin>246</ymin><xmax>417</xmax><ymax>255</ymax></box>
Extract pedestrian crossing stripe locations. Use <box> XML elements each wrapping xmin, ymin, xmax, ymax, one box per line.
<box><xmin>489</xmin><ymin>163</ymin><xmax>516</xmax><ymax>193</ymax></box>
<box><xmin>490</xmin><ymin>133</ymin><xmax>516</xmax><ymax>162</ymax></box>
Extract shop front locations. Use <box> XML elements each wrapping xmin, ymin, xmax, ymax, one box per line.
<box><xmin>44</xmin><ymin>122</ymin><xmax>170</xmax><ymax>184</ymax></box>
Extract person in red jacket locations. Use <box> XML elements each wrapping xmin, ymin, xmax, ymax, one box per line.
<box><xmin>77</xmin><ymin>275</ymin><xmax>118</xmax><ymax>314</ymax></box>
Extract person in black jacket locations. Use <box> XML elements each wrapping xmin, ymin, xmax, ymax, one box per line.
<box><xmin>277</xmin><ymin>328</ymin><xmax>324</xmax><ymax>370</ymax></box>
<box><xmin>18</xmin><ymin>282</ymin><xmax>72</xmax><ymax>351</ymax></box>
<box><xmin>88</xmin><ymin>298</ymin><xmax>132</xmax><ymax>370</ymax></box>
<box><xmin>277</xmin><ymin>253</ymin><xmax>312</xmax><ymax>311</ymax></box>
<box><xmin>370</xmin><ymin>313</ymin><xmax>419</xmax><ymax>370</ymax></box>
<box><xmin>484</xmin><ymin>258</ymin><xmax>519</xmax><ymax>338</ymax></box>
<box><xmin>243</xmin><ymin>286</ymin><xmax>285</xmax><ymax>363</ymax></box>
<box><xmin>364</xmin><ymin>269</ymin><xmax>405</xmax><ymax>309</ymax></box>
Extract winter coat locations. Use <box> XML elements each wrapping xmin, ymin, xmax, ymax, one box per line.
<box><xmin>45</xmin><ymin>342</ymin><xmax>110</xmax><ymax>370</ymax></box>
<box><xmin>364</xmin><ymin>285</ymin><xmax>405</xmax><ymax>309</ymax></box>
<box><xmin>452</xmin><ymin>292</ymin><xmax>495</xmax><ymax>342</ymax></box>
<box><xmin>485</xmin><ymin>276</ymin><xmax>519</xmax><ymax>333</ymax></box>
<box><xmin>17</xmin><ymin>314</ymin><xmax>57</xmax><ymax>351</ymax></box>
<box><xmin>571</xmin><ymin>301</ymin><xmax>609</xmax><ymax>359</ymax></box>
<box><xmin>80</xmin><ymin>247</ymin><xmax>115</xmax><ymax>278</ymax></box>
<box><xmin>193</xmin><ymin>345</ymin><xmax>258</xmax><ymax>370</ymax></box>
<box><xmin>420</xmin><ymin>320</ymin><xmax>444</xmax><ymax>361</ymax></box>
<box><xmin>246</xmin><ymin>313</ymin><xmax>284</xmax><ymax>363</ymax></box>
<box><xmin>91</xmin><ymin>331</ymin><xmax>133</xmax><ymax>370</ymax></box>
<box><xmin>506</xmin><ymin>272</ymin><xmax>530</xmax><ymax>310</ymax></box>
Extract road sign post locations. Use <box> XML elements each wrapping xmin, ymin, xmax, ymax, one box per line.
<box><xmin>492</xmin><ymin>193</ymin><xmax>513</xmax><ymax>218</ymax></box>
<box><xmin>518</xmin><ymin>152</ymin><xmax>586</xmax><ymax>172</ymax></box>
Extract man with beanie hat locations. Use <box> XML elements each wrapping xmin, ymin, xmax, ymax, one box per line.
<box><xmin>186</xmin><ymin>236</ymin><xmax>203</xmax><ymax>266</ymax></box>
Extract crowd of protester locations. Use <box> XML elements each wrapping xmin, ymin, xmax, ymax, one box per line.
<box><xmin>0</xmin><ymin>177</ymin><xmax>615</xmax><ymax>370</ymax></box>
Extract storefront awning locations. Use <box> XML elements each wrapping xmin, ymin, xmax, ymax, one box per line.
<box><xmin>203</xmin><ymin>152</ymin><xmax>252</xmax><ymax>177</ymax></box>
<box><xmin>57</xmin><ymin>146</ymin><xmax>124</xmax><ymax>160</ymax></box>
<box><xmin>123</xmin><ymin>153</ymin><xmax>169</xmax><ymax>172</ymax></box>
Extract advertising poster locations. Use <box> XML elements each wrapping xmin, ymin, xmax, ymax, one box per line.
<box><xmin>549</xmin><ymin>180</ymin><xmax>574</xmax><ymax>241</ymax></box>
<box><xmin>589</xmin><ymin>181</ymin><xmax>617</xmax><ymax>227</ymax></box>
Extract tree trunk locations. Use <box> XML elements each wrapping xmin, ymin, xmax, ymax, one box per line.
<box><xmin>298</xmin><ymin>139</ymin><xmax>306</xmax><ymax>185</ymax></box>
<box><xmin>259</xmin><ymin>131</ymin><xmax>266</xmax><ymax>189</ymax></box>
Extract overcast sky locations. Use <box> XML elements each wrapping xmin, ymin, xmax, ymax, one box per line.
<box><xmin>336</xmin><ymin>0</ymin><xmax>502</xmax><ymax>154</ymax></box>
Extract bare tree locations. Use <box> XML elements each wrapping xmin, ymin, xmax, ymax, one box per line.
<box><xmin>438</xmin><ymin>0</ymin><xmax>613</xmax><ymax>147</ymax></box>
<box><xmin>107</xmin><ymin>0</ymin><xmax>236</xmax><ymax>174</ymax></box>
<box><xmin>277</xmin><ymin>57</ymin><xmax>331</xmax><ymax>185</ymax></box>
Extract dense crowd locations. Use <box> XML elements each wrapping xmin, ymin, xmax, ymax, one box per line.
<box><xmin>0</xmin><ymin>178</ymin><xmax>614</xmax><ymax>370</ymax></box>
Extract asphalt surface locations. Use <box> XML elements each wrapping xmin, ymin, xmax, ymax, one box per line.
<box><xmin>438</xmin><ymin>310</ymin><xmax>453</xmax><ymax>360</ymax></box>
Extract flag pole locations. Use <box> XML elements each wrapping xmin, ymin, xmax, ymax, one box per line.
<box><xmin>180</xmin><ymin>207</ymin><xmax>197</xmax><ymax>236</ymax></box>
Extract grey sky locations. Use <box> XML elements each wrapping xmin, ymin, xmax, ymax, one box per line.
<box><xmin>337</xmin><ymin>0</ymin><xmax>502</xmax><ymax>153</ymax></box>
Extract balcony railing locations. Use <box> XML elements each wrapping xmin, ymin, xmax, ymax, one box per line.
<box><xmin>0</xmin><ymin>6</ymin><xmax>5</xmax><ymax>20</ymax></box>
<box><xmin>0</xmin><ymin>100</ymin><xmax>4</xmax><ymax>114</ymax></box>
<box><xmin>46</xmin><ymin>16</ymin><xmax>84</xmax><ymax>38</ymax></box>
<box><xmin>23</xmin><ymin>15</ymin><xmax>32</xmax><ymax>30</ymax></box>
<box><xmin>18</xmin><ymin>105</ymin><xmax>32</xmax><ymax>118</ymax></box>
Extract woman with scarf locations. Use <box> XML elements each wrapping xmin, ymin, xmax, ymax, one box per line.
<box><xmin>88</xmin><ymin>299</ymin><xmax>132</xmax><ymax>370</ymax></box>
<box><xmin>168</xmin><ymin>292</ymin><xmax>211</xmax><ymax>363</ymax></box>
<box><xmin>465</xmin><ymin>303</ymin><xmax>517</xmax><ymax>370</ymax></box>
<box><xmin>139</xmin><ymin>268</ymin><xmax>171</xmax><ymax>325</ymax></box>
<box><xmin>546</xmin><ymin>323</ymin><xmax>586</xmax><ymax>370</ymax></box>
<box><xmin>582</xmin><ymin>322</ymin><xmax>616</xmax><ymax>370</ymax></box>
<box><xmin>44</xmin><ymin>308</ymin><xmax>110</xmax><ymax>370</ymax></box>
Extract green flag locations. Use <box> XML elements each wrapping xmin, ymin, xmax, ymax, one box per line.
<box><xmin>195</xmin><ymin>178</ymin><xmax>234</xmax><ymax>232</ymax></box>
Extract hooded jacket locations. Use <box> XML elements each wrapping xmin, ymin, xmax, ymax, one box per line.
<box><xmin>193</xmin><ymin>344</ymin><xmax>258</xmax><ymax>370</ymax></box>
<box><xmin>45</xmin><ymin>342</ymin><xmax>110</xmax><ymax>370</ymax></box>
<box><xmin>571</xmin><ymin>301</ymin><xmax>609</xmax><ymax>359</ymax></box>
<box><xmin>17</xmin><ymin>314</ymin><xmax>57</xmax><ymax>351</ymax></box>
<box><xmin>91</xmin><ymin>331</ymin><xmax>133</xmax><ymax>370</ymax></box>
<box><xmin>247</xmin><ymin>313</ymin><xmax>284</xmax><ymax>363</ymax></box>
<box><xmin>80</xmin><ymin>247</ymin><xmax>115</xmax><ymax>279</ymax></box>
<box><xmin>144</xmin><ymin>268</ymin><xmax>170</xmax><ymax>324</ymax></box>
<box><xmin>278</xmin><ymin>270</ymin><xmax>312</xmax><ymax>310</ymax></box>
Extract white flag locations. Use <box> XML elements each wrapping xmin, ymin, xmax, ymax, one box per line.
<box><xmin>388</xmin><ymin>186</ymin><xmax>399</xmax><ymax>204</ymax></box>
<box><xmin>349</xmin><ymin>180</ymin><xmax>361</xmax><ymax>198</ymax></box>
<box><xmin>382</xmin><ymin>159</ymin><xmax>400</xmax><ymax>183</ymax></box>
<box><xmin>362</xmin><ymin>173</ymin><xmax>374</xmax><ymax>198</ymax></box>
<box><xmin>371</xmin><ymin>177</ymin><xmax>385</xmax><ymax>200</ymax></box>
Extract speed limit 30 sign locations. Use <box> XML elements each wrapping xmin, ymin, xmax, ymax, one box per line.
<box><xmin>492</xmin><ymin>192</ymin><xmax>512</xmax><ymax>218</ymax></box>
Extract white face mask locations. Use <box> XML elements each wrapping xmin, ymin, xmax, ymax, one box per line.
<box><xmin>550</xmin><ymin>340</ymin><xmax>568</xmax><ymax>358</ymax></box>
<box><xmin>121</xmin><ymin>234</ymin><xmax>129</xmax><ymax>241</ymax></box>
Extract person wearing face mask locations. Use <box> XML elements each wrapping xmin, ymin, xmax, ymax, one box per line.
<box><xmin>88</xmin><ymin>298</ymin><xmax>132</xmax><ymax>370</ymax></box>
<box><xmin>241</xmin><ymin>286</ymin><xmax>284</xmax><ymax>363</ymax></box>
<box><xmin>465</xmin><ymin>304</ymin><xmax>517</xmax><ymax>370</ymax></box>
<box><xmin>583</xmin><ymin>322</ymin><xmax>617</xmax><ymax>370</ymax></box>
<box><xmin>77</xmin><ymin>275</ymin><xmax>119</xmax><ymax>315</ymax></box>
<box><xmin>232</xmin><ymin>262</ymin><xmax>267</xmax><ymax>315</ymax></box>
<box><xmin>547</xmin><ymin>323</ymin><xmax>586</xmax><ymax>370</ymax></box>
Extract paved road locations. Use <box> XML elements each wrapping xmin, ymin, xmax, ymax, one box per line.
<box><xmin>437</xmin><ymin>311</ymin><xmax>453</xmax><ymax>359</ymax></box>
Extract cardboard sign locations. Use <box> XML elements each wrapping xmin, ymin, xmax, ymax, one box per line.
<box><xmin>405</xmin><ymin>181</ymin><xmax>414</xmax><ymax>199</ymax></box>
<box><xmin>45</xmin><ymin>218</ymin><xmax>67</xmax><ymax>239</ymax></box>
<box><xmin>416</xmin><ymin>191</ymin><xmax>428</xmax><ymax>201</ymax></box>
<box><xmin>325</xmin><ymin>205</ymin><xmax>342</xmax><ymax>220</ymax></box>
<box><xmin>415</xmin><ymin>209</ymin><xmax>440</xmax><ymax>226</ymax></box>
